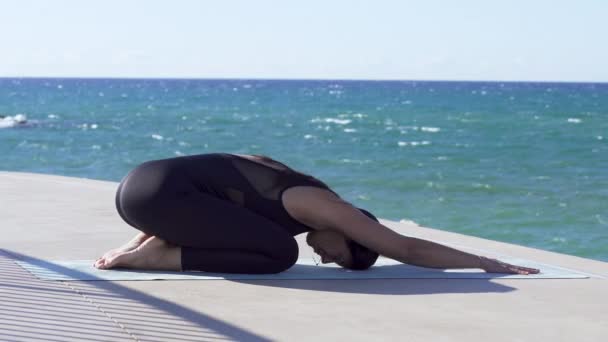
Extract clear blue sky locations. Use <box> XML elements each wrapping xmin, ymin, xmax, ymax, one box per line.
<box><xmin>1</xmin><ymin>0</ymin><xmax>606</xmax><ymax>82</ymax></box>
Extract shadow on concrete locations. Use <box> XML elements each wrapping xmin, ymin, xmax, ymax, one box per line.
<box><xmin>1</xmin><ymin>249</ymin><xmax>272</xmax><ymax>342</ymax></box>
<box><xmin>230</xmin><ymin>264</ymin><xmax>516</xmax><ymax>295</ymax></box>
<box><xmin>236</xmin><ymin>277</ymin><xmax>516</xmax><ymax>295</ymax></box>
<box><xmin>231</xmin><ymin>272</ymin><xmax>516</xmax><ymax>295</ymax></box>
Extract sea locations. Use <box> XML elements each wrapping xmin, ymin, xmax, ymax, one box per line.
<box><xmin>1</xmin><ymin>78</ymin><xmax>606</xmax><ymax>261</ymax></box>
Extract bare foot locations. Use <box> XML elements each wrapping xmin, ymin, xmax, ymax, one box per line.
<box><xmin>94</xmin><ymin>236</ymin><xmax>181</xmax><ymax>271</ymax></box>
<box><xmin>94</xmin><ymin>232</ymin><xmax>152</xmax><ymax>265</ymax></box>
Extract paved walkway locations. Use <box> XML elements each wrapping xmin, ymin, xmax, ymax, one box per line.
<box><xmin>1</xmin><ymin>171</ymin><xmax>607</xmax><ymax>341</ymax></box>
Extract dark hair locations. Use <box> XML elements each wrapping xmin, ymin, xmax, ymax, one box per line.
<box><xmin>343</xmin><ymin>207</ymin><xmax>380</xmax><ymax>270</ymax></box>
<box><xmin>345</xmin><ymin>239</ymin><xmax>379</xmax><ymax>270</ymax></box>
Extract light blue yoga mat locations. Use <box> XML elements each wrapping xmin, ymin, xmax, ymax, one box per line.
<box><xmin>15</xmin><ymin>257</ymin><xmax>590</xmax><ymax>281</ymax></box>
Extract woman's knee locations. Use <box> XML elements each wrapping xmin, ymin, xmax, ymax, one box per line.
<box><xmin>116</xmin><ymin>159</ymin><xmax>179</xmax><ymax>225</ymax></box>
<box><xmin>268</xmin><ymin>237</ymin><xmax>299</xmax><ymax>273</ymax></box>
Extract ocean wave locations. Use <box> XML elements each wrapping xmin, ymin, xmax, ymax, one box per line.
<box><xmin>421</xmin><ymin>126</ymin><xmax>441</xmax><ymax>133</ymax></box>
<box><xmin>397</xmin><ymin>125</ymin><xmax>441</xmax><ymax>133</ymax></box>
<box><xmin>310</xmin><ymin>117</ymin><xmax>352</xmax><ymax>125</ymax></box>
<box><xmin>551</xmin><ymin>237</ymin><xmax>567</xmax><ymax>243</ymax></box>
<box><xmin>398</xmin><ymin>141</ymin><xmax>431</xmax><ymax>147</ymax></box>
<box><xmin>0</xmin><ymin>114</ymin><xmax>28</xmax><ymax>128</ymax></box>
<box><xmin>339</xmin><ymin>158</ymin><xmax>371</xmax><ymax>164</ymax></box>
<box><xmin>76</xmin><ymin>123</ymin><xmax>99</xmax><ymax>130</ymax></box>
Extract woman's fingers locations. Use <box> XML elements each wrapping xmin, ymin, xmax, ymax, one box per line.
<box><xmin>483</xmin><ymin>257</ymin><xmax>540</xmax><ymax>275</ymax></box>
<box><xmin>507</xmin><ymin>264</ymin><xmax>539</xmax><ymax>274</ymax></box>
<box><xmin>514</xmin><ymin>267</ymin><xmax>529</xmax><ymax>275</ymax></box>
<box><xmin>509</xmin><ymin>263</ymin><xmax>540</xmax><ymax>274</ymax></box>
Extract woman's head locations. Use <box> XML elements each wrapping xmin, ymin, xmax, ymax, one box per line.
<box><xmin>306</xmin><ymin>229</ymin><xmax>379</xmax><ymax>270</ymax></box>
<box><xmin>346</xmin><ymin>238</ymin><xmax>380</xmax><ymax>270</ymax></box>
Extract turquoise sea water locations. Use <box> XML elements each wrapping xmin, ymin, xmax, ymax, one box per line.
<box><xmin>1</xmin><ymin>78</ymin><xmax>606</xmax><ymax>261</ymax></box>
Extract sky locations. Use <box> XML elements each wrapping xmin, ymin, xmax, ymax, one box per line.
<box><xmin>0</xmin><ymin>0</ymin><xmax>606</xmax><ymax>82</ymax></box>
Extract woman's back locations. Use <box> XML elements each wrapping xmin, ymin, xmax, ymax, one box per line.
<box><xmin>214</xmin><ymin>153</ymin><xmax>338</xmax><ymax>236</ymax></box>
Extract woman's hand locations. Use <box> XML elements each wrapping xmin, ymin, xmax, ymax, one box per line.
<box><xmin>479</xmin><ymin>256</ymin><xmax>540</xmax><ymax>275</ymax></box>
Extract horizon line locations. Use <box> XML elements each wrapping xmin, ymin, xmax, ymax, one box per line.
<box><xmin>1</xmin><ymin>75</ymin><xmax>607</xmax><ymax>85</ymax></box>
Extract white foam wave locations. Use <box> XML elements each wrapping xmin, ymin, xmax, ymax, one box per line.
<box><xmin>151</xmin><ymin>134</ymin><xmax>164</xmax><ymax>140</ymax></box>
<box><xmin>421</xmin><ymin>126</ymin><xmax>440</xmax><ymax>133</ymax></box>
<box><xmin>0</xmin><ymin>114</ymin><xmax>28</xmax><ymax>128</ymax></box>
<box><xmin>398</xmin><ymin>125</ymin><xmax>422</xmax><ymax>132</ymax></box>
<box><xmin>340</xmin><ymin>159</ymin><xmax>371</xmax><ymax>164</ymax></box>
<box><xmin>77</xmin><ymin>123</ymin><xmax>98</xmax><ymax>130</ymax></box>
<box><xmin>17</xmin><ymin>140</ymin><xmax>48</xmax><ymax>149</ymax></box>
<box><xmin>326</xmin><ymin>118</ymin><xmax>350</xmax><ymax>125</ymax></box>
<box><xmin>310</xmin><ymin>117</ymin><xmax>352</xmax><ymax>125</ymax></box>
<box><xmin>472</xmin><ymin>183</ymin><xmax>492</xmax><ymax>189</ymax></box>
<box><xmin>398</xmin><ymin>141</ymin><xmax>431</xmax><ymax>147</ymax></box>
<box><xmin>567</xmin><ymin>118</ymin><xmax>581</xmax><ymax>123</ymax></box>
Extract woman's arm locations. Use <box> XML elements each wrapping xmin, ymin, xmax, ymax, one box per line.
<box><xmin>403</xmin><ymin>236</ymin><xmax>481</xmax><ymax>268</ymax></box>
<box><xmin>300</xmin><ymin>188</ymin><xmax>539</xmax><ymax>274</ymax></box>
<box><xmin>401</xmin><ymin>237</ymin><xmax>539</xmax><ymax>274</ymax></box>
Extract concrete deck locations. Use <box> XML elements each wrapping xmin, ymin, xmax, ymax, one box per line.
<box><xmin>1</xmin><ymin>171</ymin><xmax>607</xmax><ymax>341</ymax></box>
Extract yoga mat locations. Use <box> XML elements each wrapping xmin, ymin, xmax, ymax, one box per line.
<box><xmin>15</xmin><ymin>257</ymin><xmax>590</xmax><ymax>281</ymax></box>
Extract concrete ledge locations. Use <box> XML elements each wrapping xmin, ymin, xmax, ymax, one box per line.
<box><xmin>1</xmin><ymin>171</ymin><xmax>607</xmax><ymax>341</ymax></box>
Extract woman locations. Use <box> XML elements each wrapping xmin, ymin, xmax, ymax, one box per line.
<box><xmin>94</xmin><ymin>152</ymin><xmax>539</xmax><ymax>275</ymax></box>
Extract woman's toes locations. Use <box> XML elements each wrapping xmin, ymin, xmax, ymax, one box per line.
<box><xmin>96</xmin><ymin>258</ymin><xmax>109</xmax><ymax>269</ymax></box>
<box><xmin>106</xmin><ymin>253</ymin><xmax>130</xmax><ymax>268</ymax></box>
<box><xmin>93</xmin><ymin>236</ymin><xmax>179</xmax><ymax>271</ymax></box>
<box><xmin>98</xmin><ymin>251</ymin><xmax>132</xmax><ymax>269</ymax></box>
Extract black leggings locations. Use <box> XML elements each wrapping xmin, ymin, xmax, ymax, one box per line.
<box><xmin>115</xmin><ymin>156</ymin><xmax>299</xmax><ymax>274</ymax></box>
